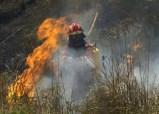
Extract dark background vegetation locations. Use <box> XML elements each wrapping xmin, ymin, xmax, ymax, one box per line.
<box><xmin>0</xmin><ymin>0</ymin><xmax>159</xmax><ymax>114</ymax></box>
<box><xmin>0</xmin><ymin>0</ymin><xmax>159</xmax><ymax>73</ymax></box>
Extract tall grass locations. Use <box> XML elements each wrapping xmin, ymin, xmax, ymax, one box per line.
<box><xmin>0</xmin><ymin>56</ymin><xmax>159</xmax><ymax>114</ymax></box>
<box><xmin>1</xmin><ymin>23</ymin><xmax>159</xmax><ymax>114</ymax></box>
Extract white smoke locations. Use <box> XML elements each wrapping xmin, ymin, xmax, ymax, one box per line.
<box><xmin>35</xmin><ymin>3</ymin><xmax>159</xmax><ymax>103</ymax></box>
<box><xmin>34</xmin><ymin>8</ymin><xmax>100</xmax><ymax>103</ymax></box>
<box><xmin>35</xmin><ymin>47</ymin><xmax>96</xmax><ymax>103</ymax></box>
<box><xmin>60</xmin><ymin>53</ymin><xmax>95</xmax><ymax>102</ymax></box>
<box><xmin>36</xmin><ymin>76</ymin><xmax>53</xmax><ymax>95</ymax></box>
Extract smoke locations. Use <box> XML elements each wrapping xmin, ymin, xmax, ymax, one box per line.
<box><xmin>36</xmin><ymin>76</ymin><xmax>53</xmax><ymax>94</ymax></box>
<box><xmin>35</xmin><ymin>5</ymin><xmax>99</xmax><ymax>102</ymax></box>
<box><xmin>35</xmin><ymin>0</ymin><xmax>159</xmax><ymax>102</ymax></box>
<box><xmin>59</xmin><ymin>49</ymin><xmax>95</xmax><ymax>102</ymax></box>
<box><xmin>97</xmin><ymin>21</ymin><xmax>159</xmax><ymax>86</ymax></box>
<box><xmin>36</xmin><ymin>47</ymin><xmax>95</xmax><ymax>103</ymax></box>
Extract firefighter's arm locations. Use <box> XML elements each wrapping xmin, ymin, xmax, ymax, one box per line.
<box><xmin>86</xmin><ymin>45</ymin><xmax>101</xmax><ymax>80</ymax></box>
<box><xmin>87</xmin><ymin>45</ymin><xmax>100</xmax><ymax>71</ymax></box>
<box><xmin>92</xmin><ymin>47</ymin><xmax>100</xmax><ymax>73</ymax></box>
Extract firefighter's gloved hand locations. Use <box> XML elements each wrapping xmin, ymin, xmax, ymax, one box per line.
<box><xmin>85</xmin><ymin>43</ymin><xmax>96</xmax><ymax>48</ymax></box>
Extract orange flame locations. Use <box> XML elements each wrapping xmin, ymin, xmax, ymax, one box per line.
<box><xmin>124</xmin><ymin>54</ymin><xmax>134</xmax><ymax>65</ymax></box>
<box><xmin>132</xmin><ymin>42</ymin><xmax>143</xmax><ymax>52</ymax></box>
<box><xmin>7</xmin><ymin>18</ymin><xmax>69</xmax><ymax>100</ymax></box>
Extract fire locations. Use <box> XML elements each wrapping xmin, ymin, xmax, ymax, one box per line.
<box><xmin>124</xmin><ymin>54</ymin><xmax>134</xmax><ymax>65</ymax></box>
<box><xmin>132</xmin><ymin>42</ymin><xmax>143</xmax><ymax>52</ymax></box>
<box><xmin>7</xmin><ymin>18</ymin><xmax>69</xmax><ymax>101</ymax></box>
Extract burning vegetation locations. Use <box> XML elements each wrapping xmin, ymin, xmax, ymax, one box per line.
<box><xmin>0</xmin><ymin>0</ymin><xmax>159</xmax><ymax>114</ymax></box>
<box><xmin>7</xmin><ymin>18</ymin><xmax>69</xmax><ymax>101</ymax></box>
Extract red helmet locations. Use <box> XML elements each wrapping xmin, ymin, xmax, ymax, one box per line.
<box><xmin>68</xmin><ymin>23</ymin><xmax>83</xmax><ymax>35</ymax></box>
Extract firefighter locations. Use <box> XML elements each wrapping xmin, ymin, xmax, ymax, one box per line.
<box><xmin>66</xmin><ymin>23</ymin><xmax>100</xmax><ymax>71</ymax></box>
<box><xmin>61</xmin><ymin>23</ymin><xmax>100</xmax><ymax>103</ymax></box>
<box><xmin>68</xmin><ymin>23</ymin><xmax>96</xmax><ymax>49</ymax></box>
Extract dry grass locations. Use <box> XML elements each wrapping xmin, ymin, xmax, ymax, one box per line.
<box><xmin>0</xmin><ymin>58</ymin><xmax>159</xmax><ymax>114</ymax></box>
<box><xmin>0</xmin><ymin>20</ymin><xmax>158</xmax><ymax>114</ymax></box>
